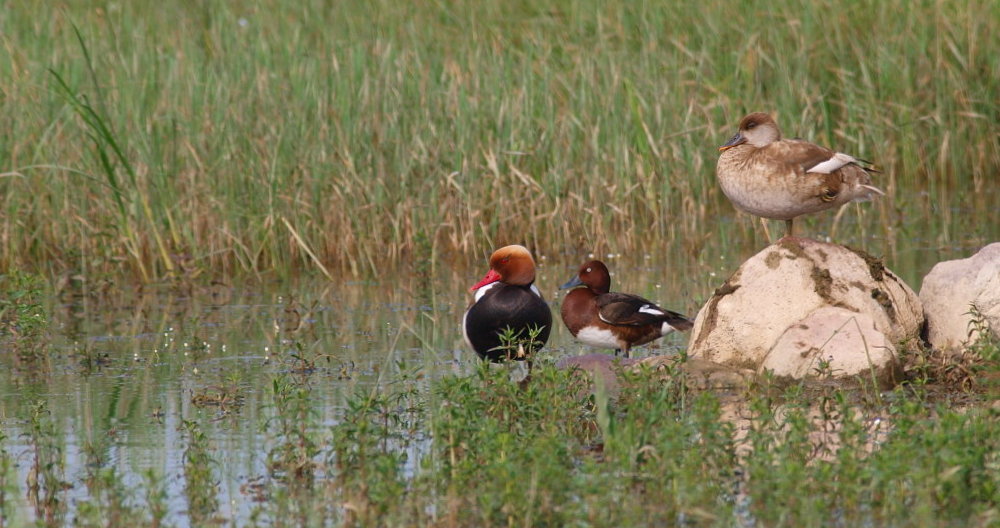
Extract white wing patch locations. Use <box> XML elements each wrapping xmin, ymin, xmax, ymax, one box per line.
<box><xmin>461</xmin><ymin>309</ymin><xmax>474</xmax><ymax>350</ymax></box>
<box><xmin>660</xmin><ymin>322</ymin><xmax>679</xmax><ymax>336</ymax></box>
<box><xmin>638</xmin><ymin>305</ymin><xmax>665</xmax><ymax>316</ymax></box>
<box><xmin>473</xmin><ymin>281</ymin><xmax>500</xmax><ymax>302</ymax></box>
<box><xmin>530</xmin><ymin>284</ymin><xmax>543</xmax><ymax>298</ymax></box>
<box><xmin>806</xmin><ymin>152</ymin><xmax>857</xmax><ymax>174</ymax></box>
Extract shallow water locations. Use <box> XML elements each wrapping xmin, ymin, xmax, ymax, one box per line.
<box><xmin>0</xmin><ymin>233</ymin><xmax>991</xmax><ymax>525</ymax></box>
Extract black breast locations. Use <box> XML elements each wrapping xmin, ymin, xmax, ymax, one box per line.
<box><xmin>464</xmin><ymin>284</ymin><xmax>552</xmax><ymax>362</ymax></box>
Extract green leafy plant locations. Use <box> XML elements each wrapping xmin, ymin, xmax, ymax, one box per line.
<box><xmin>0</xmin><ymin>271</ymin><xmax>49</xmax><ymax>361</ymax></box>
<box><xmin>181</xmin><ymin>419</ymin><xmax>219</xmax><ymax>524</ymax></box>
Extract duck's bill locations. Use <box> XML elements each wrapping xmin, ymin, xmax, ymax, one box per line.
<box><xmin>559</xmin><ymin>275</ymin><xmax>583</xmax><ymax>290</ymax></box>
<box><xmin>469</xmin><ymin>268</ymin><xmax>502</xmax><ymax>292</ymax></box>
<box><xmin>718</xmin><ymin>132</ymin><xmax>746</xmax><ymax>151</ymax></box>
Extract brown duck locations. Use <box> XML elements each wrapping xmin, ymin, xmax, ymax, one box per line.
<box><xmin>717</xmin><ymin>112</ymin><xmax>884</xmax><ymax>238</ymax></box>
<box><xmin>560</xmin><ymin>260</ymin><xmax>692</xmax><ymax>358</ymax></box>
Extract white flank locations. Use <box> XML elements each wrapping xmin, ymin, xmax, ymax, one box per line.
<box><xmin>530</xmin><ymin>284</ymin><xmax>543</xmax><ymax>298</ymax></box>
<box><xmin>660</xmin><ymin>322</ymin><xmax>679</xmax><ymax>336</ymax></box>
<box><xmin>806</xmin><ymin>152</ymin><xmax>856</xmax><ymax>174</ymax></box>
<box><xmin>638</xmin><ymin>305</ymin><xmax>665</xmax><ymax>316</ymax></box>
<box><xmin>577</xmin><ymin>327</ymin><xmax>621</xmax><ymax>349</ymax></box>
<box><xmin>474</xmin><ymin>281</ymin><xmax>500</xmax><ymax>302</ymax></box>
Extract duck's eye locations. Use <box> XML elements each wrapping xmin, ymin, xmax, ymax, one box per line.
<box><xmin>502</xmin><ymin>256</ymin><xmax>511</xmax><ymax>263</ymax></box>
<box><xmin>585</xmin><ymin>267</ymin><xmax>591</xmax><ymax>273</ymax></box>
<box><xmin>746</xmin><ymin>122</ymin><xmax>756</xmax><ymax>130</ymax></box>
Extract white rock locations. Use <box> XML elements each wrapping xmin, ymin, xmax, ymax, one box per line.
<box><xmin>919</xmin><ymin>243</ymin><xmax>1000</xmax><ymax>351</ymax></box>
<box><xmin>688</xmin><ymin>238</ymin><xmax>922</xmax><ymax>374</ymax></box>
<box><xmin>761</xmin><ymin>306</ymin><xmax>899</xmax><ymax>386</ymax></box>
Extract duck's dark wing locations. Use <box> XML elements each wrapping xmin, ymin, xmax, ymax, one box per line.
<box><xmin>596</xmin><ymin>292</ymin><xmax>692</xmax><ymax>330</ymax></box>
<box><xmin>464</xmin><ymin>284</ymin><xmax>552</xmax><ymax>361</ymax></box>
<box><xmin>770</xmin><ymin>140</ymin><xmax>877</xmax><ymax>174</ymax></box>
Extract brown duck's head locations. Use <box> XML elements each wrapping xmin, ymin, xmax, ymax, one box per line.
<box><xmin>719</xmin><ymin>112</ymin><xmax>782</xmax><ymax>151</ymax></box>
<box><xmin>469</xmin><ymin>244</ymin><xmax>537</xmax><ymax>291</ymax></box>
<box><xmin>560</xmin><ymin>260</ymin><xmax>611</xmax><ymax>294</ymax></box>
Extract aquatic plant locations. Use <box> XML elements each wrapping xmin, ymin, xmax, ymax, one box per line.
<box><xmin>25</xmin><ymin>401</ymin><xmax>66</xmax><ymax>525</ymax></box>
<box><xmin>265</xmin><ymin>375</ymin><xmax>321</xmax><ymax>484</ymax></box>
<box><xmin>0</xmin><ymin>431</ymin><xmax>12</xmax><ymax>528</ymax></box>
<box><xmin>0</xmin><ymin>271</ymin><xmax>49</xmax><ymax>362</ymax></box>
<box><xmin>181</xmin><ymin>419</ymin><xmax>220</xmax><ymax>524</ymax></box>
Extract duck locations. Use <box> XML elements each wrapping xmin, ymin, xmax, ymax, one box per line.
<box><xmin>463</xmin><ymin>245</ymin><xmax>552</xmax><ymax>362</ymax></box>
<box><xmin>560</xmin><ymin>260</ymin><xmax>693</xmax><ymax>358</ymax></box>
<box><xmin>716</xmin><ymin>112</ymin><xmax>884</xmax><ymax>238</ymax></box>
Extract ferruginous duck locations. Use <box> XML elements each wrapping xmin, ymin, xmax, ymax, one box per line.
<box><xmin>560</xmin><ymin>260</ymin><xmax>692</xmax><ymax>358</ymax></box>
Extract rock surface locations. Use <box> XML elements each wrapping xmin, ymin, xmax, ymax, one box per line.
<box><xmin>919</xmin><ymin>243</ymin><xmax>1000</xmax><ymax>351</ymax></box>
<box><xmin>556</xmin><ymin>354</ymin><xmax>639</xmax><ymax>393</ymax></box>
<box><xmin>688</xmin><ymin>238</ymin><xmax>922</xmax><ymax>375</ymax></box>
<box><xmin>556</xmin><ymin>354</ymin><xmax>754</xmax><ymax>392</ymax></box>
<box><xmin>761</xmin><ymin>306</ymin><xmax>900</xmax><ymax>386</ymax></box>
<box><xmin>640</xmin><ymin>355</ymin><xmax>754</xmax><ymax>389</ymax></box>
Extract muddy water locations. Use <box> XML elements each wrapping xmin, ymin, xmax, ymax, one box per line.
<box><xmin>0</xmin><ymin>235</ymin><xmax>986</xmax><ymax>525</ymax></box>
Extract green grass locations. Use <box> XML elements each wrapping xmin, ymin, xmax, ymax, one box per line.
<box><xmin>3</xmin><ymin>359</ymin><xmax>1000</xmax><ymax>526</ymax></box>
<box><xmin>2</xmin><ymin>0</ymin><xmax>999</xmax><ymax>280</ymax></box>
<box><xmin>244</xmin><ymin>364</ymin><xmax>1000</xmax><ymax>526</ymax></box>
<box><xmin>0</xmin><ymin>270</ymin><xmax>49</xmax><ymax>363</ymax></box>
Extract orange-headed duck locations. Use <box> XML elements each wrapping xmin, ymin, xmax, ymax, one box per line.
<box><xmin>717</xmin><ymin>112</ymin><xmax>884</xmax><ymax>238</ymax></box>
<box><xmin>560</xmin><ymin>260</ymin><xmax>692</xmax><ymax>358</ymax></box>
<box><xmin>463</xmin><ymin>245</ymin><xmax>552</xmax><ymax>362</ymax></box>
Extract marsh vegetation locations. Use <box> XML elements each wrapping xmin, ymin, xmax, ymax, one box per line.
<box><xmin>2</xmin><ymin>0</ymin><xmax>998</xmax><ymax>280</ymax></box>
<box><xmin>2</xmin><ymin>0</ymin><xmax>1000</xmax><ymax>526</ymax></box>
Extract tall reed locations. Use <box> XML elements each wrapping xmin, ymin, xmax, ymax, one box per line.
<box><xmin>1</xmin><ymin>0</ymin><xmax>998</xmax><ymax>280</ymax></box>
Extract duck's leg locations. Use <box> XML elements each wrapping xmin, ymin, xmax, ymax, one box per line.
<box><xmin>518</xmin><ymin>359</ymin><xmax>534</xmax><ymax>390</ymax></box>
<box><xmin>830</xmin><ymin>203</ymin><xmax>850</xmax><ymax>239</ymax></box>
<box><xmin>614</xmin><ymin>348</ymin><xmax>622</xmax><ymax>357</ymax></box>
<box><xmin>759</xmin><ymin>217</ymin><xmax>773</xmax><ymax>243</ymax></box>
<box><xmin>784</xmin><ymin>219</ymin><xmax>794</xmax><ymax>238</ymax></box>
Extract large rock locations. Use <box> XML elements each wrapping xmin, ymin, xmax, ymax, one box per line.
<box><xmin>688</xmin><ymin>238</ymin><xmax>923</xmax><ymax>376</ymax></box>
<box><xmin>640</xmin><ymin>355</ymin><xmax>754</xmax><ymax>389</ymax></box>
<box><xmin>919</xmin><ymin>243</ymin><xmax>1000</xmax><ymax>351</ymax></box>
<box><xmin>761</xmin><ymin>306</ymin><xmax>900</xmax><ymax>386</ymax></box>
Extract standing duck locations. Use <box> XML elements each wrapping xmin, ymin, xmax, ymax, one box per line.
<box><xmin>463</xmin><ymin>245</ymin><xmax>552</xmax><ymax>362</ymax></box>
<box><xmin>717</xmin><ymin>112</ymin><xmax>884</xmax><ymax>238</ymax></box>
<box><xmin>560</xmin><ymin>260</ymin><xmax>692</xmax><ymax>358</ymax></box>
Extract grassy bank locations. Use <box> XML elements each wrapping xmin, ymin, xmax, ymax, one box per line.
<box><xmin>2</xmin><ymin>0</ymin><xmax>999</xmax><ymax>281</ymax></box>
